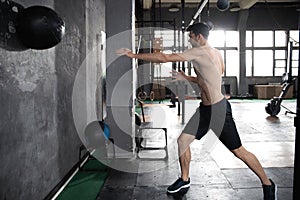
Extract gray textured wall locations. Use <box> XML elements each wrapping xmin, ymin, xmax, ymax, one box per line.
<box><xmin>0</xmin><ymin>0</ymin><xmax>105</xmax><ymax>199</ymax></box>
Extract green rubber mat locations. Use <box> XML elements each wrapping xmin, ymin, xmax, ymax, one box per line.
<box><xmin>56</xmin><ymin>159</ymin><xmax>108</xmax><ymax>200</ymax></box>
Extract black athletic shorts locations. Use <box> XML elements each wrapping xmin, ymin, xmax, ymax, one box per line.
<box><xmin>182</xmin><ymin>97</ymin><xmax>242</xmax><ymax>150</ymax></box>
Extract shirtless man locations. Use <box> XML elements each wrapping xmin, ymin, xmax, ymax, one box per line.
<box><xmin>117</xmin><ymin>22</ymin><xmax>277</xmax><ymax>200</ymax></box>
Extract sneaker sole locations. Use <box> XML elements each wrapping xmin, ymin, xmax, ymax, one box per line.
<box><xmin>167</xmin><ymin>183</ymin><xmax>190</xmax><ymax>194</ymax></box>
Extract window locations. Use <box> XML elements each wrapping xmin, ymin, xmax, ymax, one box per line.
<box><xmin>275</xmin><ymin>31</ymin><xmax>286</xmax><ymax>47</ymax></box>
<box><xmin>254</xmin><ymin>31</ymin><xmax>273</xmax><ymax>47</ymax></box>
<box><xmin>275</xmin><ymin>50</ymin><xmax>286</xmax><ymax>59</ymax></box>
<box><xmin>246</xmin><ymin>50</ymin><xmax>252</xmax><ymax>76</ymax></box>
<box><xmin>292</xmin><ymin>49</ymin><xmax>299</xmax><ymax>76</ymax></box>
<box><xmin>290</xmin><ymin>30</ymin><xmax>299</xmax><ymax>76</ymax></box>
<box><xmin>209</xmin><ymin>30</ymin><xmax>239</xmax><ymax>77</ymax></box>
<box><xmin>226</xmin><ymin>50</ymin><xmax>239</xmax><ymax>76</ymax></box>
<box><xmin>274</xmin><ymin>50</ymin><xmax>286</xmax><ymax>76</ymax></box>
<box><xmin>208</xmin><ymin>30</ymin><xmax>225</xmax><ymax>47</ymax></box>
<box><xmin>253</xmin><ymin>50</ymin><xmax>273</xmax><ymax>76</ymax></box>
<box><xmin>246</xmin><ymin>30</ymin><xmax>298</xmax><ymax>77</ymax></box>
<box><xmin>246</xmin><ymin>31</ymin><xmax>252</xmax><ymax>47</ymax></box>
<box><xmin>290</xmin><ymin>30</ymin><xmax>299</xmax><ymax>46</ymax></box>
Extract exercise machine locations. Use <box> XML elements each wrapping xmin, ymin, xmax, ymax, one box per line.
<box><xmin>265</xmin><ymin>41</ymin><xmax>296</xmax><ymax>116</ymax></box>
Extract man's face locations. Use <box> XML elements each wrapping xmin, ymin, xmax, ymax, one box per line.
<box><xmin>188</xmin><ymin>31</ymin><xmax>199</xmax><ymax>47</ymax></box>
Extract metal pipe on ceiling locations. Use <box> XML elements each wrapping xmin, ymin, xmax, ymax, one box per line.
<box><xmin>188</xmin><ymin>0</ymin><xmax>208</xmax><ymax>26</ymax></box>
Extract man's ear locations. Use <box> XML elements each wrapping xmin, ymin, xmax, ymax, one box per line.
<box><xmin>198</xmin><ymin>34</ymin><xmax>204</xmax><ymax>40</ymax></box>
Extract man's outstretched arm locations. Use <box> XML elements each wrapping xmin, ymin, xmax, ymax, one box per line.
<box><xmin>116</xmin><ymin>48</ymin><xmax>186</xmax><ymax>63</ymax></box>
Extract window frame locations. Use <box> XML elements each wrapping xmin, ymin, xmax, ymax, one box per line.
<box><xmin>246</xmin><ymin>29</ymin><xmax>299</xmax><ymax>77</ymax></box>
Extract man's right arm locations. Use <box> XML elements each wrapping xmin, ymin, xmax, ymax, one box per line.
<box><xmin>186</xmin><ymin>76</ymin><xmax>198</xmax><ymax>83</ymax></box>
<box><xmin>116</xmin><ymin>48</ymin><xmax>187</xmax><ymax>63</ymax></box>
<box><xmin>173</xmin><ymin>70</ymin><xmax>198</xmax><ymax>83</ymax></box>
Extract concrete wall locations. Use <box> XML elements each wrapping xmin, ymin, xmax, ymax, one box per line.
<box><xmin>0</xmin><ymin>0</ymin><xmax>105</xmax><ymax>199</ymax></box>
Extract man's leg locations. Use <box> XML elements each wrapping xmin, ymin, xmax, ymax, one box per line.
<box><xmin>167</xmin><ymin>133</ymin><xmax>195</xmax><ymax>193</ymax></box>
<box><xmin>177</xmin><ymin>133</ymin><xmax>195</xmax><ymax>181</ymax></box>
<box><xmin>231</xmin><ymin>146</ymin><xmax>277</xmax><ymax>200</ymax></box>
<box><xmin>231</xmin><ymin>146</ymin><xmax>271</xmax><ymax>185</ymax></box>
<box><xmin>220</xmin><ymin>100</ymin><xmax>276</xmax><ymax>199</ymax></box>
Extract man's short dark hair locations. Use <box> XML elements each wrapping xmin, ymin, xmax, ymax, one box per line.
<box><xmin>186</xmin><ymin>22</ymin><xmax>210</xmax><ymax>39</ymax></box>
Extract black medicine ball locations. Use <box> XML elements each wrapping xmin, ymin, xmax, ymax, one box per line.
<box><xmin>217</xmin><ymin>0</ymin><xmax>230</xmax><ymax>11</ymax></box>
<box><xmin>16</xmin><ymin>6</ymin><xmax>65</xmax><ymax>50</ymax></box>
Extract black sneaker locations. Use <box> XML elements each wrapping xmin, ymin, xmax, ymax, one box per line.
<box><xmin>263</xmin><ymin>179</ymin><xmax>277</xmax><ymax>200</ymax></box>
<box><xmin>167</xmin><ymin>178</ymin><xmax>190</xmax><ymax>194</ymax></box>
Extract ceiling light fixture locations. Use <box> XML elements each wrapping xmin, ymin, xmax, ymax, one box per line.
<box><xmin>230</xmin><ymin>3</ymin><xmax>241</xmax><ymax>12</ymax></box>
<box><xmin>168</xmin><ymin>4</ymin><xmax>180</xmax><ymax>13</ymax></box>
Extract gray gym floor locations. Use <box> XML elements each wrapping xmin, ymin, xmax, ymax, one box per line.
<box><xmin>97</xmin><ymin>99</ymin><xmax>295</xmax><ymax>200</ymax></box>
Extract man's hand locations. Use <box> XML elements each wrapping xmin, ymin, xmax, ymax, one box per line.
<box><xmin>116</xmin><ymin>48</ymin><xmax>134</xmax><ymax>58</ymax></box>
<box><xmin>171</xmin><ymin>70</ymin><xmax>188</xmax><ymax>82</ymax></box>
